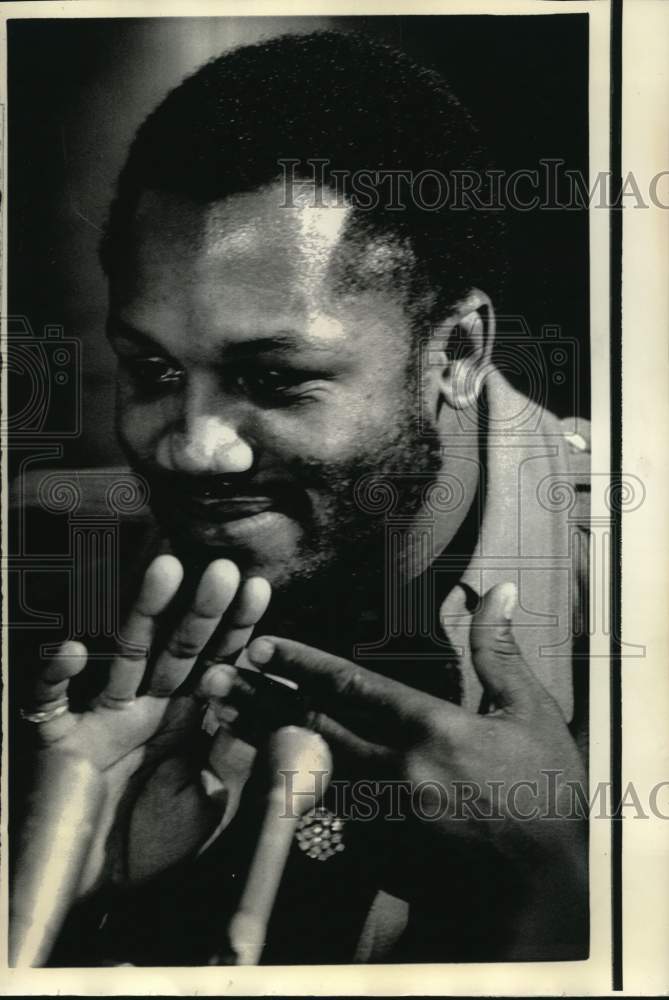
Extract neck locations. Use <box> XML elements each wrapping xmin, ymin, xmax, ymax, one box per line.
<box><xmin>259</xmin><ymin>550</ymin><xmax>388</xmax><ymax>659</ymax></box>
<box><xmin>258</xmin><ymin>476</ymin><xmax>483</xmax><ymax>662</ymax></box>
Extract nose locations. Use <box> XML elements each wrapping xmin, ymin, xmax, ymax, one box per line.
<box><xmin>157</xmin><ymin>413</ymin><xmax>254</xmax><ymax>476</ymax></box>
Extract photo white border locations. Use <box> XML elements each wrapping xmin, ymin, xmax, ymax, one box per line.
<box><xmin>2</xmin><ymin>0</ymin><xmax>662</xmax><ymax>994</ymax></box>
<box><xmin>621</xmin><ymin>1</ymin><xmax>669</xmax><ymax>995</ymax></box>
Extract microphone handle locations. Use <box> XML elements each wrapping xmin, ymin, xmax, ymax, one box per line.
<box><xmin>226</xmin><ymin>788</ymin><xmax>298</xmax><ymax>965</ymax></box>
<box><xmin>10</xmin><ymin>751</ymin><xmax>106</xmax><ymax>967</ymax></box>
<box><xmin>223</xmin><ymin>726</ymin><xmax>333</xmax><ymax>966</ymax></box>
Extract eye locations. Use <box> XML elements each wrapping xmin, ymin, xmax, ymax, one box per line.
<box><xmin>123</xmin><ymin>356</ymin><xmax>185</xmax><ymax>392</ymax></box>
<box><xmin>233</xmin><ymin>368</ymin><xmax>313</xmax><ymax>401</ymax></box>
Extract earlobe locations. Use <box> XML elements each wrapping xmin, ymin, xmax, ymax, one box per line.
<box><xmin>432</xmin><ymin>290</ymin><xmax>495</xmax><ymax>412</ymax></box>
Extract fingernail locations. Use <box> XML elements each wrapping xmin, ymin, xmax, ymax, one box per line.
<box><xmin>247</xmin><ymin>638</ymin><xmax>275</xmax><ymax>665</ymax></box>
<box><xmin>202</xmin><ymin>663</ymin><xmax>236</xmax><ymax>698</ymax></box>
<box><xmin>500</xmin><ymin>582</ymin><xmax>517</xmax><ymax>621</ymax></box>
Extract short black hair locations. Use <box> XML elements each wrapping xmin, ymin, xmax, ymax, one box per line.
<box><xmin>100</xmin><ymin>29</ymin><xmax>503</xmax><ymax>329</ymax></box>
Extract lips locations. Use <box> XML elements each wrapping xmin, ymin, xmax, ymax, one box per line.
<box><xmin>148</xmin><ymin>477</ymin><xmax>303</xmax><ymax>526</ymax></box>
<box><xmin>180</xmin><ymin>494</ymin><xmax>276</xmax><ymax>521</ymax></box>
<box><xmin>137</xmin><ymin>465</ymin><xmax>306</xmax><ymax>530</ymax></box>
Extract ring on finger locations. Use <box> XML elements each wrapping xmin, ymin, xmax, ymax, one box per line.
<box><xmin>20</xmin><ymin>700</ymin><xmax>69</xmax><ymax>725</ymax></box>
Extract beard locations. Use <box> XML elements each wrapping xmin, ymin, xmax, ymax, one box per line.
<box><xmin>260</xmin><ymin>405</ymin><xmax>444</xmax><ymax>638</ymax></box>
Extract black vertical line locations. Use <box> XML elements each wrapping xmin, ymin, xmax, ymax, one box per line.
<box><xmin>609</xmin><ymin>0</ymin><xmax>623</xmax><ymax>991</ymax></box>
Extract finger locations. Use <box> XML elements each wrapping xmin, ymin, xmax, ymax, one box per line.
<box><xmin>149</xmin><ymin>559</ymin><xmax>241</xmax><ymax>696</ymax></box>
<box><xmin>28</xmin><ymin>641</ymin><xmax>88</xmax><ymax>743</ymax></box>
<box><xmin>199</xmin><ymin>663</ymin><xmax>241</xmax><ymax>727</ymax></box>
<box><xmin>200</xmin><ymin>664</ymin><xmax>307</xmax><ymax>737</ymax></box>
<box><xmin>204</xmin><ymin>576</ymin><xmax>272</xmax><ymax>662</ymax></box>
<box><xmin>198</xmin><ymin>662</ymin><xmax>238</xmax><ymax>700</ymax></box>
<box><xmin>104</xmin><ymin>554</ymin><xmax>184</xmax><ymax>702</ymax></box>
<box><xmin>469</xmin><ymin>582</ymin><xmax>537</xmax><ymax>711</ymax></box>
<box><xmin>33</xmin><ymin>640</ymin><xmax>88</xmax><ymax>707</ymax></box>
<box><xmin>305</xmin><ymin>710</ymin><xmax>391</xmax><ymax>772</ymax></box>
<box><xmin>199</xmin><ymin>661</ymin><xmax>386</xmax><ymax>769</ymax></box>
<box><xmin>246</xmin><ymin>636</ymin><xmax>457</xmax><ymax>746</ymax></box>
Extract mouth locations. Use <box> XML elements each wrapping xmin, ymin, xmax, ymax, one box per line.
<box><xmin>145</xmin><ymin>476</ymin><xmax>305</xmax><ymax>534</ymax></box>
<box><xmin>179</xmin><ymin>494</ymin><xmax>277</xmax><ymax>522</ymax></box>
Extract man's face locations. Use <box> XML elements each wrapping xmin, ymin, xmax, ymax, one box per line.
<box><xmin>109</xmin><ymin>184</ymin><xmax>441</xmax><ymax>592</ymax></box>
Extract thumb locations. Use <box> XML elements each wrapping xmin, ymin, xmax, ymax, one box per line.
<box><xmin>469</xmin><ymin>582</ymin><xmax>535</xmax><ymax>711</ymax></box>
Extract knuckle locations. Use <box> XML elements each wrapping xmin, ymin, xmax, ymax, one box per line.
<box><xmin>148</xmin><ymin>668</ymin><xmax>183</xmax><ymax>695</ymax></box>
<box><xmin>115</xmin><ymin>644</ymin><xmax>148</xmax><ymax>663</ymax></box>
<box><xmin>306</xmin><ymin>709</ymin><xmax>328</xmax><ymax>735</ymax></box>
<box><xmin>165</xmin><ymin>636</ymin><xmax>202</xmax><ymax>660</ymax></box>
<box><xmin>488</xmin><ymin>630</ymin><xmax>522</xmax><ymax>659</ymax></box>
<box><xmin>149</xmin><ymin>684</ymin><xmax>173</xmax><ymax>698</ymax></box>
<box><xmin>333</xmin><ymin>666</ymin><xmax>364</xmax><ymax>700</ymax></box>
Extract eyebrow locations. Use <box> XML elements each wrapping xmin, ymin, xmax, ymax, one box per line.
<box><xmin>107</xmin><ymin>320</ymin><xmax>162</xmax><ymax>351</ymax></box>
<box><xmin>106</xmin><ymin>318</ymin><xmax>336</xmax><ymax>359</ymax></box>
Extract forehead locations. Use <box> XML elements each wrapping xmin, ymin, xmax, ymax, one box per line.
<box><xmin>113</xmin><ymin>184</ymin><xmax>414</xmax><ymax>348</ymax></box>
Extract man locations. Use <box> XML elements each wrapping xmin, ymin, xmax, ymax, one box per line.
<box><xmin>14</xmin><ymin>30</ymin><xmax>588</xmax><ymax>965</ymax></box>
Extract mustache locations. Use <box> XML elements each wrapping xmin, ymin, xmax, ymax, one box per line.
<box><xmin>134</xmin><ymin>461</ymin><xmax>320</xmax><ymax>530</ymax></box>
<box><xmin>133</xmin><ymin>462</ymin><xmax>295</xmax><ymax>501</ymax></box>
<box><xmin>131</xmin><ymin>453</ymin><xmax>378</xmax><ymax>503</ymax></box>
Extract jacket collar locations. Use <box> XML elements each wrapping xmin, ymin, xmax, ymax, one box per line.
<box><xmin>439</xmin><ymin>368</ymin><xmax>575</xmax><ymax>721</ymax></box>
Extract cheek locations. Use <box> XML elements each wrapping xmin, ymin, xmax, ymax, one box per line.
<box><xmin>253</xmin><ymin>400</ymin><xmax>397</xmax><ymax>467</ymax></box>
<box><xmin>115</xmin><ymin>383</ymin><xmax>178</xmax><ymax>459</ymax></box>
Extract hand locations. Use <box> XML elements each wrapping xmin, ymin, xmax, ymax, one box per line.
<box><xmin>239</xmin><ymin>582</ymin><xmax>587</xmax><ymax>956</ymax></box>
<box><xmin>23</xmin><ymin>554</ymin><xmax>271</xmax><ymax>894</ymax></box>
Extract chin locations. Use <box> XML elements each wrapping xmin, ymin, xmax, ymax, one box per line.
<box><xmin>163</xmin><ymin>518</ymin><xmax>319</xmax><ymax>587</ymax></box>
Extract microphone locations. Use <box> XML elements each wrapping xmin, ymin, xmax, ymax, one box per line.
<box><xmin>221</xmin><ymin>726</ymin><xmax>332</xmax><ymax>966</ymax></box>
<box><xmin>10</xmin><ymin>751</ymin><xmax>106</xmax><ymax>967</ymax></box>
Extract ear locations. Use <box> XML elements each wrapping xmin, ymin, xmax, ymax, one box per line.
<box><xmin>426</xmin><ymin>289</ymin><xmax>495</xmax><ymax>412</ymax></box>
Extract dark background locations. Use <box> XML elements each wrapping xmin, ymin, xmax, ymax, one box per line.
<box><xmin>8</xmin><ymin>15</ymin><xmax>590</xmax><ymax>470</ymax></box>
